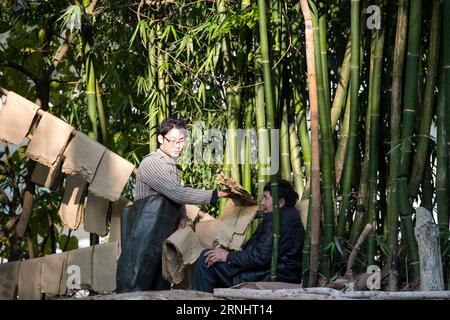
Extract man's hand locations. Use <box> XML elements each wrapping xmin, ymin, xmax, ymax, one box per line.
<box><xmin>205</xmin><ymin>248</ymin><xmax>229</xmax><ymax>267</ymax></box>
<box><xmin>178</xmin><ymin>219</ymin><xmax>188</xmax><ymax>229</ymax></box>
<box><xmin>218</xmin><ymin>190</ymin><xmax>233</xmax><ymax>198</ymax></box>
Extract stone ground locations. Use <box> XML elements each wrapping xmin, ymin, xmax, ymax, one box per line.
<box><xmin>64</xmin><ymin>289</ymin><xmax>226</xmax><ymax>300</ymax></box>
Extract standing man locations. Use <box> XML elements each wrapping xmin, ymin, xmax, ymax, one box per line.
<box><xmin>117</xmin><ymin>118</ymin><xmax>230</xmax><ymax>293</ymax></box>
<box><xmin>192</xmin><ymin>180</ymin><xmax>305</xmax><ymax>293</ymax></box>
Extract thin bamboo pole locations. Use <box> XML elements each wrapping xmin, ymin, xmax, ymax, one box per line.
<box><xmin>397</xmin><ymin>0</ymin><xmax>422</xmax><ymax>282</ymax></box>
<box><xmin>408</xmin><ymin>0</ymin><xmax>440</xmax><ymax>199</ymax></box>
<box><xmin>338</xmin><ymin>0</ymin><xmax>360</xmax><ymax>247</ymax></box>
<box><xmin>257</xmin><ymin>0</ymin><xmax>280</xmax><ymax>281</ymax></box>
<box><xmin>311</xmin><ymin>0</ymin><xmax>334</xmax><ymax>280</ymax></box>
<box><xmin>300</xmin><ymin>0</ymin><xmax>321</xmax><ymax>287</ymax></box>
<box><xmin>367</xmin><ymin>3</ymin><xmax>385</xmax><ymax>265</ymax></box>
<box><xmin>387</xmin><ymin>0</ymin><xmax>408</xmax><ymax>291</ymax></box>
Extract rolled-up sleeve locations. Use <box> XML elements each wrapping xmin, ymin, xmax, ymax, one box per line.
<box><xmin>137</xmin><ymin>156</ymin><xmax>214</xmax><ymax>205</ymax></box>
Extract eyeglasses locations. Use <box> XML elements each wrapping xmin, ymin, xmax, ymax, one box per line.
<box><xmin>164</xmin><ymin>136</ymin><xmax>185</xmax><ymax>147</ymax></box>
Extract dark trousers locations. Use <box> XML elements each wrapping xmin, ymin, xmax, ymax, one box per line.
<box><xmin>192</xmin><ymin>249</ymin><xmax>235</xmax><ymax>293</ymax></box>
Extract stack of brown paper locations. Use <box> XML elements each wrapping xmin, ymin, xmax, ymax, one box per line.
<box><xmin>62</xmin><ymin>131</ymin><xmax>106</xmax><ymax>183</ymax></box>
<box><xmin>196</xmin><ymin>219</ymin><xmax>221</xmax><ymax>249</ymax></box>
<box><xmin>67</xmin><ymin>247</ymin><xmax>93</xmax><ymax>290</ymax></box>
<box><xmin>162</xmin><ymin>227</ymin><xmax>203</xmax><ymax>284</ymax></box>
<box><xmin>0</xmin><ymin>91</ymin><xmax>40</xmax><ymax>145</ymax></box>
<box><xmin>58</xmin><ymin>175</ymin><xmax>87</xmax><ymax>230</ymax></box>
<box><xmin>0</xmin><ymin>261</ymin><xmax>21</xmax><ymax>300</ymax></box>
<box><xmin>84</xmin><ymin>191</ymin><xmax>110</xmax><ymax>236</ymax></box>
<box><xmin>92</xmin><ymin>241</ymin><xmax>120</xmax><ymax>292</ymax></box>
<box><xmin>18</xmin><ymin>258</ymin><xmax>42</xmax><ymax>300</ymax></box>
<box><xmin>26</xmin><ymin>112</ymin><xmax>75</xmax><ymax>167</ymax></box>
<box><xmin>88</xmin><ymin>150</ymin><xmax>135</xmax><ymax>202</ymax></box>
<box><xmin>216</xmin><ymin>173</ymin><xmax>257</xmax><ymax>205</ymax></box>
<box><xmin>162</xmin><ymin>200</ymin><xmax>258</xmax><ymax>285</ymax></box>
<box><xmin>109</xmin><ymin>197</ymin><xmax>132</xmax><ymax>244</ymax></box>
<box><xmin>218</xmin><ymin>199</ymin><xmax>258</xmax><ymax>250</ymax></box>
<box><xmin>185</xmin><ymin>204</ymin><xmax>201</xmax><ymax>221</ymax></box>
<box><xmin>41</xmin><ymin>252</ymin><xmax>68</xmax><ymax>295</ymax></box>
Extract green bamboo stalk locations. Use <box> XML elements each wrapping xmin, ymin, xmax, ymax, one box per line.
<box><xmin>330</xmin><ymin>40</ymin><xmax>351</xmax><ymax>129</ymax></box>
<box><xmin>310</xmin><ymin>0</ymin><xmax>334</xmax><ymax>280</ymax></box>
<box><xmin>387</xmin><ymin>0</ymin><xmax>409</xmax><ymax>291</ymax></box>
<box><xmin>337</xmin><ymin>0</ymin><xmax>360</xmax><ymax>246</ymax></box>
<box><xmin>148</xmin><ymin>30</ymin><xmax>158</xmax><ymax>152</ymax></box>
<box><xmin>280</xmin><ymin>101</ymin><xmax>291</xmax><ymax>181</ymax></box>
<box><xmin>336</xmin><ymin>94</ymin><xmax>351</xmax><ymax>238</ymax></box>
<box><xmin>367</xmin><ymin>5</ymin><xmax>385</xmax><ymax>265</ymax></box>
<box><xmin>408</xmin><ymin>0</ymin><xmax>440</xmax><ymax>199</ymax></box>
<box><xmin>319</xmin><ymin>4</ymin><xmax>330</xmax><ymax>111</ymax></box>
<box><xmin>85</xmin><ymin>51</ymin><xmax>98</xmax><ymax>141</ymax></box>
<box><xmin>239</xmin><ymin>0</ymin><xmax>252</xmax><ymax>191</ymax></box>
<box><xmin>300</xmin><ymin>0</ymin><xmax>321</xmax><ymax>287</ymax></box>
<box><xmin>272</xmin><ymin>0</ymin><xmax>282</xmax><ymax>115</ymax></box>
<box><xmin>349</xmin><ymin>22</ymin><xmax>374</xmax><ymax>246</ymax></box>
<box><xmin>289</xmin><ymin>111</ymin><xmax>305</xmax><ymax>203</ymax></box>
<box><xmin>219</xmin><ymin>0</ymin><xmax>240</xmax><ymax>185</ymax></box>
<box><xmin>257</xmin><ymin>0</ymin><xmax>280</xmax><ymax>281</ymax></box>
<box><xmin>95</xmin><ymin>80</ymin><xmax>108</xmax><ymax>147</ymax></box>
<box><xmin>157</xmin><ymin>29</ymin><xmax>167</xmax><ymax>124</ymax></box>
<box><xmin>255</xmin><ymin>40</ymin><xmax>268</xmax><ymax>211</ymax></box>
<box><xmin>83</xmin><ymin>0</ymin><xmax>98</xmax><ymax>247</ymax></box>
<box><xmin>335</xmin><ymin>93</ymin><xmax>351</xmax><ymax>190</ymax></box>
<box><xmin>295</xmin><ymin>103</ymin><xmax>311</xmax><ymax>180</ymax></box>
<box><xmin>243</xmin><ymin>99</ymin><xmax>254</xmax><ymax>192</ymax></box>
<box><xmin>397</xmin><ymin>0</ymin><xmax>422</xmax><ymax>282</ymax></box>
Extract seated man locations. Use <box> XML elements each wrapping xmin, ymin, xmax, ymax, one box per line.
<box><xmin>192</xmin><ymin>180</ymin><xmax>305</xmax><ymax>293</ymax></box>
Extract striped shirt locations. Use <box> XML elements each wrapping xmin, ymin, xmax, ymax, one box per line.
<box><xmin>134</xmin><ymin>148</ymin><xmax>216</xmax><ymax>206</ymax></box>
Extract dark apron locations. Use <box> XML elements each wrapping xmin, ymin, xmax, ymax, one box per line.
<box><xmin>116</xmin><ymin>194</ymin><xmax>181</xmax><ymax>293</ymax></box>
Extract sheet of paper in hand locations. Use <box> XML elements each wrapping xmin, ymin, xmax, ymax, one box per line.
<box><xmin>215</xmin><ymin>173</ymin><xmax>257</xmax><ymax>205</ymax></box>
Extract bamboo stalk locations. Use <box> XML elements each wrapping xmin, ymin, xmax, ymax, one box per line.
<box><xmin>397</xmin><ymin>0</ymin><xmax>422</xmax><ymax>282</ymax></box>
<box><xmin>289</xmin><ymin>110</ymin><xmax>305</xmax><ymax>203</ymax></box>
<box><xmin>311</xmin><ymin>0</ymin><xmax>335</xmax><ymax>280</ymax></box>
<box><xmin>281</xmin><ymin>101</ymin><xmax>292</xmax><ymax>182</ymax></box>
<box><xmin>367</xmin><ymin>4</ymin><xmax>385</xmax><ymax>265</ymax></box>
<box><xmin>257</xmin><ymin>0</ymin><xmax>280</xmax><ymax>281</ymax></box>
<box><xmin>331</xmin><ymin>40</ymin><xmax>351</xmax><ymax>129</ymax></box>
<box><xmin>337</xmin><ymin>0</ymin><xmax>360</xmax><ymax>247</ymax></box>
<box><xmin>408</xmin><ymin>0</ymin><xmax>440</xmax><ymax>199</ymax></box>
<box><xmin>336</xmin><ymin>94</ymin><xmax>351</xmax><ymax>238</ymax></box>
<box><xmin>300</xmin><ymin>0</ymin><xmax>321</xmax><ymax>287</ymax></box>
<box><xmin>148</xmin><ymin>30</ymin><xmax>158</xmax><ymax>152</ymax></box>
<box><xmin>387</xmin><ymin>0</ymin><xmax>408</xmax><ymax>291</ymax></box>
<box><xmin>335</xmin><ymin>93</ymin><xmax>351</xmax><ymax>189</ymax></box>
<box><xmin>255</xmin><ymin>39</ymin><xmax>268</xmax><ymax>211</ymax></box>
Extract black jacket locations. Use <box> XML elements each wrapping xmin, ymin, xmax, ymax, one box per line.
<box><xmin>226</xmin><ymin>206</ymin><xmax>305</xmax><ymax>284</ymax></box>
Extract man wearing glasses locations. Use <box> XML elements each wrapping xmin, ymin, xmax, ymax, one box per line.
<box><xmin>117</xmin><ymin>118</ymin><xmax>230</xmax><ymax>293</ymax></box>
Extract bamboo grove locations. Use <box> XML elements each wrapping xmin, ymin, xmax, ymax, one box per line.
<box><xmin>0</xmin><ymin>0</ymin><xmax>450</xmax><ymax>290</ymax></box>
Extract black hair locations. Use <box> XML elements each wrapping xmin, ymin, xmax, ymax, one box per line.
<box><xmin>157</xmin><ymin>118</ymin><xmax>187</xmax><ymax>136</ymax></box>
<box><xmin>263</xmin><ymin>180</ymin><xmax>298</xmax><ymax>208</ymax></box>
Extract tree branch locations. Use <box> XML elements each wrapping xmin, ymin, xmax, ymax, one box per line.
<box><xmin>51</xmin><ymin>32</ymin><xmax>77</xmax><ymax>71</ymax></box>
<box><xmin>0</xmin><ymin>61</ymin><xmax>38</xmax><ymax>82</ymax></box>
